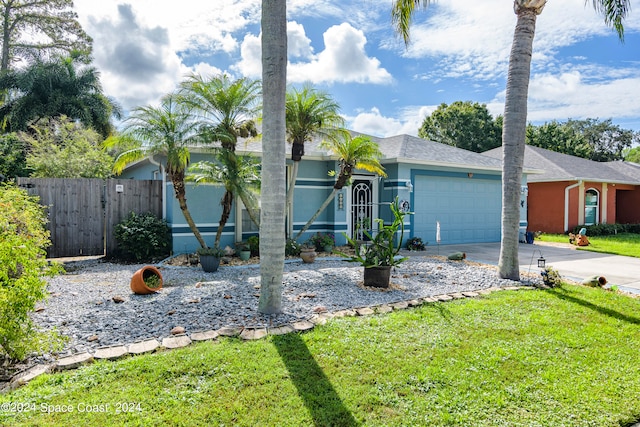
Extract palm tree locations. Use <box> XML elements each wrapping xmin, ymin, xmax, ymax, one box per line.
<box><xmin>188</xmin><ymin>150</ymin><xmax>261</xmax><ymax>249</ymax></box>
<box><xmin>178</xmin><ymin>73</ymin><xmax>262</xmax><ymax>241</ymax></box>
<box><xmin>110</xmin><ymin>94</ymin><xmax>207</xmax><ymax>249</ymax></box>
<box><xmin>258</xmin><ymin>0</ymin><xmax>287</xmax><ymax>314</ymax></box>
<box><xmin>0</xmin><ymin>56</ymin><xmax>121</xmax><ymax>138</ymax></box>
<box><xmin>391</xmin><ymin>0</ymin><xmax>629</xmax><ymax>280</ymax></box>
<box><xmin>285</xmin><ymin>84</ymin><xmax>345</xmax><ymax>237</ymax></box>
<box><xmin>178</xmin><ymin>73</ymin><xmax>261</xmax><ymax>151</ymax></box>
<box><xmin>294</xmin><ymin>134</ymin><xmax>387</xmax><ymax>240</ymax></box>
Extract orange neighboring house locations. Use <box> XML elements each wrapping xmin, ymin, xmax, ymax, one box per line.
<box><xmin>494</xmin><ymin>145</ymin><xmax>640</xmax><ymax>234</ymax></box>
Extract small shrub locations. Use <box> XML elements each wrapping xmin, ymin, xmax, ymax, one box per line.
<box><xmin>541</xmin><ymin>267</ymin><xmax>562</xmax><ymax>288</ymax></box>
<box><xmin>571</xmin><ymin>223</ymin><xmax>640</xmax><ymax>236</ymax></box>
<box><xmin>247</xmin><ymin>235</ymin><xmax>260</xmax><ymax>257</ymax></box>
<box><xmin>406</xmin><ymin>236</ymin><xmax>427</xmax><ymax>251</ymax></box>
<box><xmin>285</xmin><ymin>239</ymin><xmax>301</xmax><ymax>256</ymax></box>
<box><xmin>310</xmin><ymin>233</ymin><xmax>335</xmax><ymax>251</ymax></box>
<box><xmin>0</xmin><ymin>184</ymin><xmax>64</xmax><ymax>360</ymax></box>
<box><xmin>113</xmin><ymin>212</ymin><xmax>171</xmax><ymax>262</ymax></box>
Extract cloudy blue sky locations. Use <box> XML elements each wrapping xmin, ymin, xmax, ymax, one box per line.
<box><xmin>73</xmin><ymin>0</ymin><xmax>640</xmax><ymax>137</ymax></box>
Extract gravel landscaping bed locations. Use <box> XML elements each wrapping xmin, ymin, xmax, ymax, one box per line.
<box><xmin>30</xmin><ymin>254</ymin><xmax>541</xmax><ymax>361</ymax></box>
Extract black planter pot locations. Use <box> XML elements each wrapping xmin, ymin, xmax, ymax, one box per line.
<box><xmin>363</xmin><ymin>266</ymin><xmax>391</xmax><ymax>288</ymax></box>
<box><xmin>199</xmin><ymin>255</ymin><xmax>220</xmax><ymax>272</ymax></box>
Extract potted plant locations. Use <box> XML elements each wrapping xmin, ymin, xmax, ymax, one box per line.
<box><xmin>197</xmin><ymin>246</ymin><xmax>225</xmax><ymax>272</ymax></box>
<box><xmin>312</xmin><ymin>232</ymin><xmax>335</xmax><ymax>253</ymax></box>
<box><xmin>235</xmin><ymin>242</ymin><xmax>251</xmax><ymax>261</ymax></box>
<box><xmin>339</xmin><ymin>197</ymin><xmax>410</xmax><ymax>288</ymax></box>
<box><xmin>130</xmin><ymin>265</ymin><xmax>163</xmax><ymax>294</ymax></box>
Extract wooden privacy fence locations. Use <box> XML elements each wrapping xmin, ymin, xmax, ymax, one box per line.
<box><xmin>17</xmin><ymin>178</ymin><xmax>163</xmax><ymax>258</ymax></box>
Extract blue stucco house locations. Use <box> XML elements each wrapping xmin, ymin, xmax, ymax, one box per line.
<box><xmin>120</xmin><ymin>132</ymin><xmax>529</xmax><ymax>253</ymax></box>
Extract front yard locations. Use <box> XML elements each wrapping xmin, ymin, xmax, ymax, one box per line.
<box><xmin>537</xmin><ymin>232</ymin><xmax>640</xmax><ymax>258</ymax></box>
<box><xmin>1</xmin><ymin>284</ymin><xmax>639</xmax><ymax>426</ymax></box>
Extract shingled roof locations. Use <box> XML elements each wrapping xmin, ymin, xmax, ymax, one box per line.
<box><xmin>483</xmin><ymin>145</ymin><xmax>640</xmax><ymax>184</ymax></box>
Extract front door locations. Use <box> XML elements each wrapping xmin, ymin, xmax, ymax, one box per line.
<box><xmin>349</xmin><ymin>176</ymin><xmax>378</xmax><ymax>241</ymax></box>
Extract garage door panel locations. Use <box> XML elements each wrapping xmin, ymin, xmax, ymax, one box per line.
<box><xmin>413</xmin><ymin>175</ymin><xmax>501</xmax><ymax>244</ymax></box>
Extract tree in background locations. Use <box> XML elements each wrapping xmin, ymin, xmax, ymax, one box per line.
<box><xmin>0</xmin><ymin>56</ymin><xmax>121</xmax><ymax>137</ymax></box>
<box><xmin>295</xmin><ymin>134</ymin><xmax>386</xmax><ymax>240</ymax></box>
<box><xmin>392</xmin><ymin>0</ymin><xmax>630</xmax><ymax>280</ymax></box>
<box><xmin>526</xmin><ymin>120</ymin><xmax>591</xmax><ymax>158</ymax></box>
<box><xmin>0</xmin><ymin>0</ymin><xmax>92</xmax><ymax>72</ymax></box>
<box><xmin>258</xmin><ymin>0</ymin><xmax>287</xmax><ymax>314</ymax></box>
<box><xmin>526</xmin><ymin>118</ymin><xmax>638</xmax><ymax>161</ymax></box>
<box><xmin>110</xmin><ymin>94</ymin><xmax>207</xmax><ymax>249</ymax></box>
<box><xmin>20</xmin><ymin>116</ymin><xmax>113</xmax><ymax>178</ymax></box>
<box><xmin>624</xmin><ymin>146</ymin><xmax>640</xmax><ymax>163</ymax></box>
<box><xmin>284</xmin><ymin>84</ymin><xmax>345</xmax><ymax>237</ymax></box>
<box><xmin>188</xmin><ymin>150</ymin><xmax>261</xmax><ymax>249</ymax></box>
<box><xmin>419</xmin><ymin>101</ymin><xmax>502</xmax><ymax>153</ymax></box>
<box><xmin>0</xmin><ymin>133</ymin><xmax>30</xmax><ymax>179</ymax></box>
<box><xmin>565</xmin><ymin>118</ymin><xmax>636</xmax><ymax>162</ymax></box>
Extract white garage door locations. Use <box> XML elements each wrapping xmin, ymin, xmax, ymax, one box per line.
<box><xmin>412</xmin><ymin>174</ymin><xmax>501</xmax><ymax>244</ymax></box>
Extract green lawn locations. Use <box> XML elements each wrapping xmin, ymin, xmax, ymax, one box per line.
<box><xmin>2</xmin><ymin>285</ymin><xmax>640</xmax><ymax>426</ymax></box>
<box><xmin>537</xmin><ymin>232</ymin><xmax>640</xmax><ymax>258</ymax></box>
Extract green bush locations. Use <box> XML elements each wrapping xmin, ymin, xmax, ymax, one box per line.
<box><xmin>541</xmin><ymin>267</ymin><xmax>563</xmax><ymax>288</ymax></box>
<box><xmin>0</xmin><ymin>184</ymin><xmax>63</xmax><ymax>360</ymax></box>
<box><xmin>285</xmin><ymin>239</ymin><xmax>301</xmax><ymax>257</ymax></box>
<box><xmin>113</xmin><ymin>212</ymin><xmax>171</xmax><ymax>262</ymax></box>
<box><xmin>247</xmin><ymin>235</ymin><xmax>260</xmax><ymax>257</ymax></box>
<box><xmin>406</xmin><ymin>236</ymin><xmax>427</xmax><ymax>251</ymax></box>
<box><xmin>572</xmin><ymin>223</ymin><xmax>640</xmax><ymax>236</ymax></box>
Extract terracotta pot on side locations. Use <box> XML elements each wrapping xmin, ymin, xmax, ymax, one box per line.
<box><xmin>130</xmin><ymin>265</ymin><xmax>163</xmax><ymax>294</ymax></box>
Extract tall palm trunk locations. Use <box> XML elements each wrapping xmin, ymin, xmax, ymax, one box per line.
<box><xmin>170</xmin><ymin>170</ymin><xmax>207</xmax><ymax>249</ymax></box>
<box><xmin>215</xmin><ymin>190</ymin><xmax>234</xmax><ymax>248</ymax></box>
<box><xmin>294</xmin><ymin>163</ymin><xmax>353</xmax><ymax>240</ymax></box>
<box><xmin>286</xmin><ymin>160</ymin><xmax>299</xmax><ymax>237</ymax></box>
<box><xmin>238</xmin><ymin>193</ymin><xmax>260</xmax><ymax>228</ymax></box>
<box><xmin>498</xmin><ymin>5</ymin><xmax>540</xmax><ymax>280</ymax></box>
<box><xmin>258</xmin><ymin>0</ymin><xmax>287</xmax><ymax>314</ymax></box>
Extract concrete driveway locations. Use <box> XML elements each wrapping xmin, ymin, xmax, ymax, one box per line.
<box><xmin>425</xmin><ymin>241</ymin><xmax>640</xmax><ymax>294</ymax></box>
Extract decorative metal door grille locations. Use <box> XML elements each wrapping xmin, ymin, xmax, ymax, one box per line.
<box><xmin>351</xmin><ymin>180</ymin><xmax>373</xmax><ymax>241</ymax></box>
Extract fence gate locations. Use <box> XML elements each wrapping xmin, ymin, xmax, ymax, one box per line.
<box><xmin>17</xmin><ymin>178</ymin><xmax>162</xmax><ymax>258</ymax></box>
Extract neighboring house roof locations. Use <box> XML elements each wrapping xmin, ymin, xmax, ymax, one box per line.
<box><xmin>484</xmin><ymin>145</ymin><xmax>640</xmax><ymax>184</ymax></box>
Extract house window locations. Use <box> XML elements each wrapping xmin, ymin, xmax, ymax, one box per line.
<box><xmin>584</xmin><ymin>189</ymin><xmax>599</xmax><ymax>225</ymax></box>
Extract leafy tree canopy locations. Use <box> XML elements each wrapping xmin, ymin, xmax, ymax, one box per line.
<box><xmin>0</xmin><ymin>0</ymin><xmax>92</xmax><ymax>72</ymax></box>
<box><xmin>0</xmin><ymin>56</ymin><xmax>121</xmax><ymax>137</ymax></box>
<box><xmin>418</xmin><ymin>101</ymin><xmax>502</xmax><ymax>153</ymax></box>
<box><xmin>623</xmin><ymin>146</ymin><xmax>640</xmax><ymax>163</ymax></box>
<box><xmin>0</xmin><ymin>132</ymin><xmax>30</xmax><ymax>180</ymax></box>
<box><xmin>20</xmin><ymin>116</ymin><xmax>114</xmax><ymax>178</ymax></box>
<box><xmin>527</xmin><ymin>118</ymin><xmax>639</xmax><ymax>162</ymax></box>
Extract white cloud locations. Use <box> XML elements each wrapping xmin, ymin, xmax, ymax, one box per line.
<box><xmin>347</xmin><ymin>105</ymin><xmax>436</xmax><ymax>137</ymax></box>
<box><xmin>234</xmin><ymin>33</ymin><xmax>262</xmax><ymax>78</ymax></box>
<box><xmin>84</xmin><ymin>4</ymin><xmax>186</xmax><ymax>109</ymax></box>
<box><xmin>386</xmin><ymin>0</ymin><xmax>640</xmax><ymax>82</ymax></box>
<box><xmin>289</xmin><ymin>23</ymin><xmax>392</xmax><ymax>84</ymax></box>
<box><xmin>236</xmin><ymin>21</ymin><xmax>392</xmax><ymax>85</ymax></box>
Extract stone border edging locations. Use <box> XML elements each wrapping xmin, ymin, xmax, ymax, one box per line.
<box><xmin>1</xmin><ymin>284</ymin><xmax>530</xmax><ymax>393</ymax></box>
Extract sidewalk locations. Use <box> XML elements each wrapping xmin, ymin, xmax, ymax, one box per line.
<box><xmin>421</xmin><ymin>241</ymin><xmax>640</xmax><ymax>295</ymax></box>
